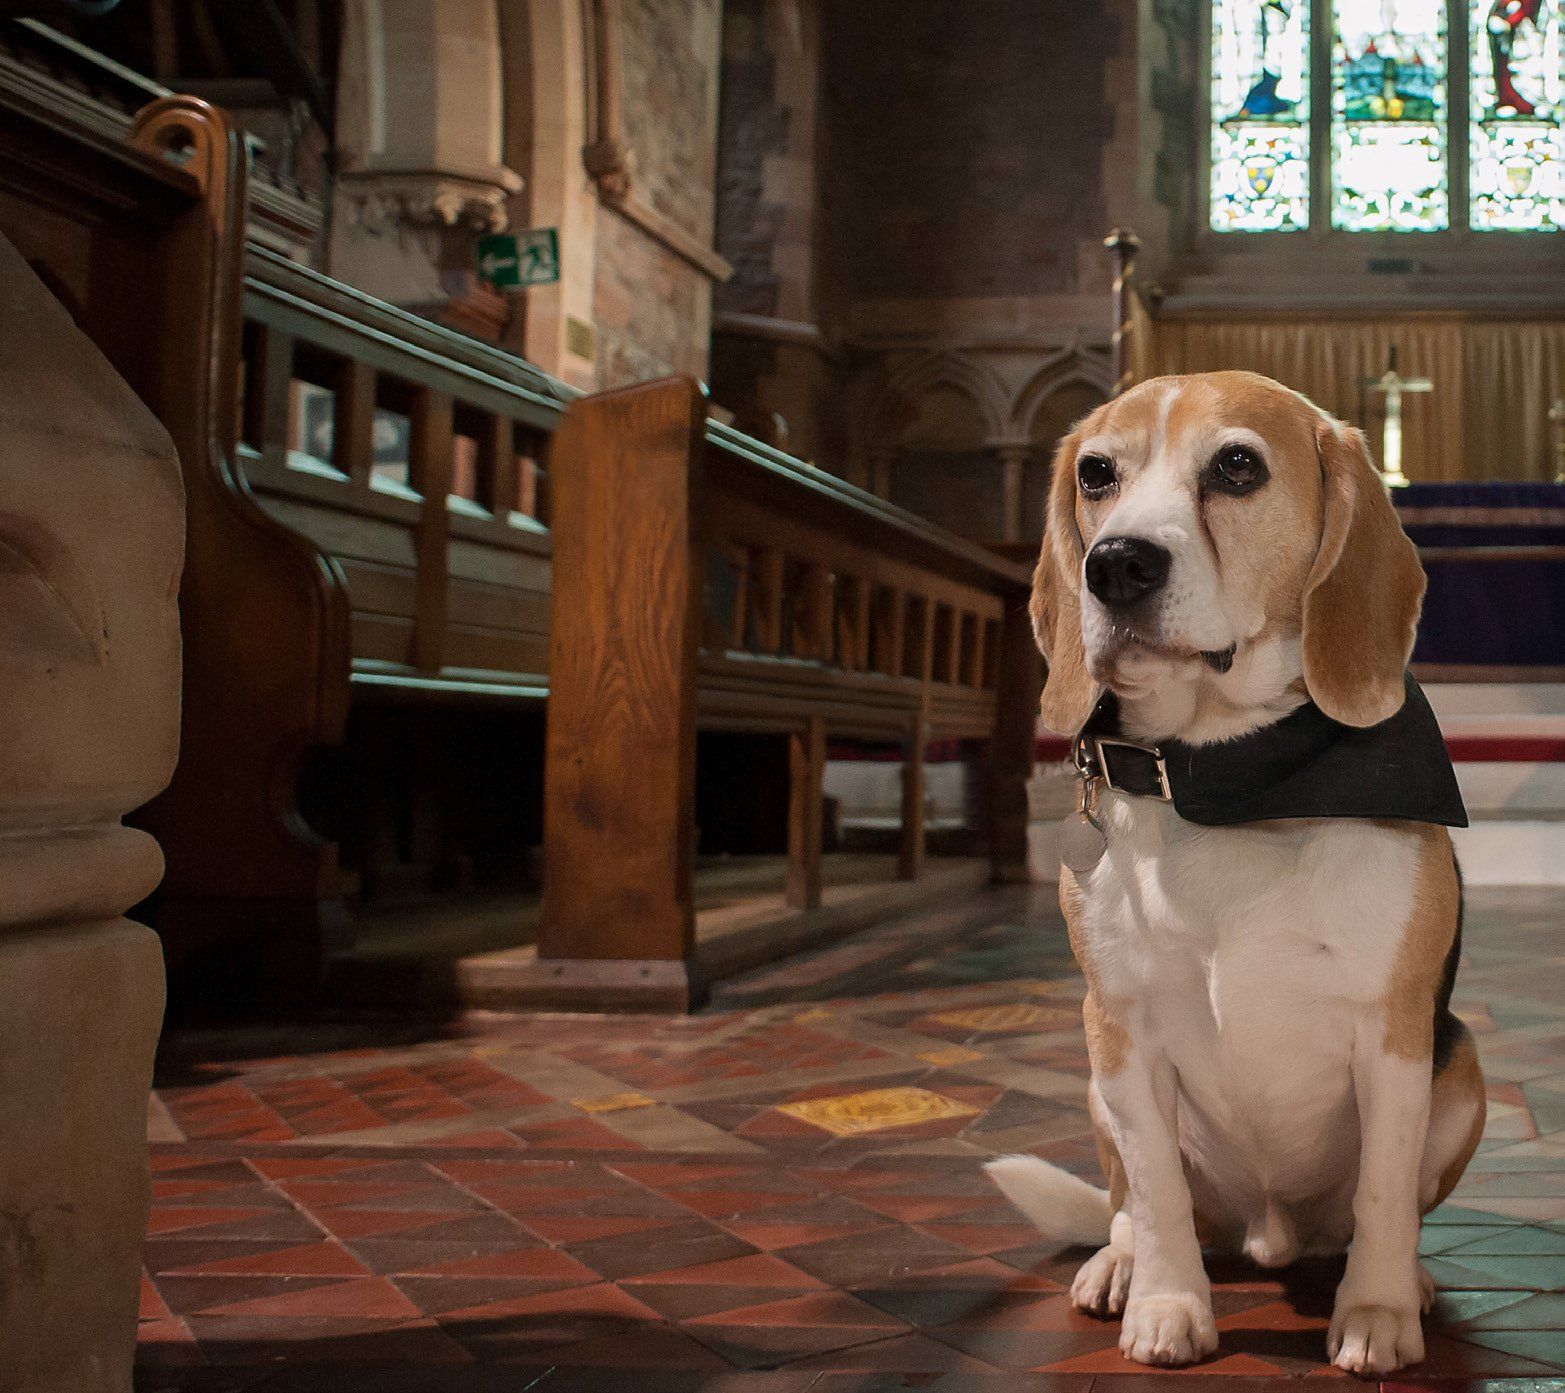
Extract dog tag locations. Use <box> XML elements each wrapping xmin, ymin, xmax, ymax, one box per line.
<box><xmin>1060</xmin><ymin>810</ymin><xmax>1107</xmax><ymax>874</ymax></box>
<box><xmin>1059</xmin><ymin>775</ymin><xmax>1107</xmax><ymax>874</ymax></box>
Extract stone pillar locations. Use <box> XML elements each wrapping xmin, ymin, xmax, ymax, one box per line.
<box><xmin>0</xmin><ymin>236</ymin><xmax>182</xmax><ymax>1391</ymax></box>
<box><xmin>995</xmin><ymin>442</ymin><xmax>1030</xmax><ymax>544</ymax></box>
<box><xmin>330</xmin><ymin>0</ymin><xmax>524</xmax><ymax>322</ymax></box>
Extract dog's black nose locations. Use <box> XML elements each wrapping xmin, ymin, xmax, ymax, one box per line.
<box><xmin>1085</xmin><ymin>536</ymin><xmax>1171</xmax><ymax>606</ymax></box>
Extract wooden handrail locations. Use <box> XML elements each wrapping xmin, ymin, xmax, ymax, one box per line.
<box><xmin>242</xmin><ymin>249</ymin><xmax>1026</xmax><ymax>595</ymax></box>
<box><xmin>236</xmin><ymin>246</ymin><xmax>563</xmax><ymax>691</ymax></box>
<box><xmin>706</xmin><ymin>419</ymin><xmax>1032</xmax><ymax>593</ymax></box>
<box><xmin>244</xmin><ymin>248</ymin><xmax>572</xmax><ymax>420</ymax></box>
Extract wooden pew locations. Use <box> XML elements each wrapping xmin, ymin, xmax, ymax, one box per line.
<box><xmin>0</xmin><ymin>22</ymin><xmax>559</xmax><ymax>1000</ymax></box>
<box><xmin>2</xmin><ymin>31</ymin><xmax>1041</xmax><ymax>1011</ymax></box>
<box><xmin>143</xmin><ymin>205</ymin><xmax>572</xmax><ymax>999</ymax></box>
<box><xmin>536</xmin><ymin>379</ymin><xmax>1040</xmax><ymax>1011</ymax></box>
<box><xmin>0</xmin><ymin>76</ymin><xmax>575</xmax><ymax>1000</ymax></box>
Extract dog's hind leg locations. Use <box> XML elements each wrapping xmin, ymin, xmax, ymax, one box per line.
<box><xmin>1410</xmin><ymin>1017</ymin><xmax>1485</xmax><ymax>1315</ymax></box>
<box><xmin>1073</xmin><ymin>1081</ymin><xmax>1135</xmax><ymax>1316</ymax></box>
<box><xmin>1420</xmin><ymin>1019</ymin><xmax>1485</xmax><ymax>1214</ymax></box>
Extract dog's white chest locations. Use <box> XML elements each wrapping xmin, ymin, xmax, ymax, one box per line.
<box><xmin>1074</xmin><ymin>799</ymin><xmax>1421</xmax><ymax>1205</ymax></box>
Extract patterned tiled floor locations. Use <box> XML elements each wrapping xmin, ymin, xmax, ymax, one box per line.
<box><xmin>138</xmin><ymin>884</ymin><xmax>1565</xmax><ymax>1393</ymax></box>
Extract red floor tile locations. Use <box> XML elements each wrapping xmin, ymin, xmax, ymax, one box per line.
<box><xmin>139</xmin><ymin>885</ymin><xmax>1565</xmax><ymax>1388</ymax></box>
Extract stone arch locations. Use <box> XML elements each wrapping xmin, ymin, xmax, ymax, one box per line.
<box><xmin>1010</xmin><ymin>349</ymin><xmax>1113</xmax><ymax>442</ymax></box>
<box><xmin>872</xmin><ymin>351</ymin><xmax>1009</xmax><ymax>446</ymax></box>
<box><xmin>1011</xmin><ymin>355</ymin><xmax>1111</xmax><ymax>541</ymax></box>
<box><xmin>861</xmin><ymin>352</ymin><xmax>1012</xmax><ymax>541</ymax></box>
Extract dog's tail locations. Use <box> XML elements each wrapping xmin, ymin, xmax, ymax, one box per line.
<box><xmin>983</xmin><ymin>1155</ymin><xmax>1113</xmax><ymax>1246</ymax></box>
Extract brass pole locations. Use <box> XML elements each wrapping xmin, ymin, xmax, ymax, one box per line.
<box><xmin>1104</xmin><ymin>227</ymin><xmax>1141</xmax><ymax>398</ymax></box>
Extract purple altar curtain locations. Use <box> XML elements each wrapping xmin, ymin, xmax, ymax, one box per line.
<box><xmin>1395</xmin><ymin>483</ymin><xmax>1565</xmax><ymax>669</ymax></box>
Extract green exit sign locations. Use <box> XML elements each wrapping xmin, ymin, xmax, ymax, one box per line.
<box><xmin>477</xmin><ymin>228</ymin><xmax>560</xmax><ymax>288</ymax></box>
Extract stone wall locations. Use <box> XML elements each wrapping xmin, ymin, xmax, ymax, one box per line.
<box><xmin>713</xmin><ymin>0</ymin><xmax>788</xmax><ymax>320</ymax></box>
<box><xmin>713</xmin><ymin>0</ymin><xmax>820</xmax><ymax>324</ymax></box>
<box><xmin>819</xmin><ymin>0</ymin><xmax>1127</xmax><ymax>307</ymax></box>
<box><xmin>593</xmin><ymin>205</ymin><xmax>715</xmax><ymax>384</ymax></box>
<box><xmin>326</xmin><ymin>0</ymin><xmax>727</xmax><ymax>389</ymax></box>
<box><xmin>708</xmin><ymin>0</ymin><xmax>838</xmax><ymax>462</ymax></box>
<box><xmin>812</xmin><ymin>0</ymin><xmax>1130</xmax><ymax>537</ymax></box>
<box><xmin>618</xmin><ymin>0</ymin><xmax>722</xmax><ymax>242</ymax></box>
<box><xmin>589</xmin><ymin>0</ymin><xmax>725</xmax><ymax>386</ymax></box>
<box><xmin>705</xmin><ymin>0</ymin><xmax>1134</xmax><ymax>531</ymax></box>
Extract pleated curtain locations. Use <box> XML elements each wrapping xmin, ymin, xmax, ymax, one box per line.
<box><xmin>1132</xmin><ymin>305</ymin><xmax>1565</xmax><ymax>483</ymax></box>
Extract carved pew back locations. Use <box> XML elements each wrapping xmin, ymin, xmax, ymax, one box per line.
<box><xmin>236</xmin><ymin>250</ymin><xmax>562</xmax><ymax>692</ymax></box>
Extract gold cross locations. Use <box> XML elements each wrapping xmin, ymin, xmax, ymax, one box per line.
<box><xmin>1362</xmin><ymin>347</ymin><xmax>1432</xmax><ymax>489</ymax></box>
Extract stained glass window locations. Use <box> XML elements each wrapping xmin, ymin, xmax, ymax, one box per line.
<box><xmin>1211</xmin><ymin>0</ymin><xmax>1561</xmax><ymax>233</ymax></box>
<box><xmin>1331</xmin><ymin>0</ymin><xmax>1449</xmax><ymax>230</ymax></box>
<box><xmin>1470</xmin><ymin>0</ymin><xmax>1565</xmax><ymax>229</ymax></box>
<box><xmin>1211</xmin><ymin>0</ymin><xmax>1312</xmax><ymax>231</ymax></box>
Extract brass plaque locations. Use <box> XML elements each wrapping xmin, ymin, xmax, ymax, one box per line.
<box><xmin>573</xmin><ymin>1092</ymin><xmax>655</xmax><ymax>1113</ymax></box>
<box><xmin>565</xmin><ymin>315</ymin><xmax>596</xmax><ymax>361</ymax></box>
<box><xmin>777</xmin><ymin>1086</ymin><xmax>977</xmax><ymax>1137</ymax></box>
<box><xmin>929</xmin><ymin>1003</ymin><xmax>1053</xmax><ymax>1032</ymax></box>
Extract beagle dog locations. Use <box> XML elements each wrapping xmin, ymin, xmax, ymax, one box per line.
<box><xmin>986</xmin><ymin>372</ymin><xmax>1484</xmax><ymax>1376</ymax></box>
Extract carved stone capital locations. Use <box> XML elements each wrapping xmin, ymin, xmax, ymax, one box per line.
<box><xmin>337</xmin><ymin>165</ymin><xmax>524</xmax><ymax>234</ymax></box>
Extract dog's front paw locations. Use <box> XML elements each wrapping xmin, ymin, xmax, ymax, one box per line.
<box><xmin>1119</xmin><ymin>1292</ymin><xmax>1218</xmax><ymax>1367</ymax></box>
<box><xmin>1328</xmin><ymin>1303</ymin><xmax>1424</xmax><ymax>1376</ymax></box>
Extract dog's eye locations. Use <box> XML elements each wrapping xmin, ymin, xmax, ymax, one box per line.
<box><xmin>1076</xmin><ymin>453</ymin><xmax>1117</xmax><ymax>497</ymax></box>
<box><xmin>1208</xmin><ymin>444</ymin><xmax>1268</xmax><ymax>494</ymax></box>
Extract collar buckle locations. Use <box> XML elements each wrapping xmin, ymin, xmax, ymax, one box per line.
<box><xmin>1093</xmin><ymin>737</ymin><xmax>1173</xmax><ymax>801</ymax></box>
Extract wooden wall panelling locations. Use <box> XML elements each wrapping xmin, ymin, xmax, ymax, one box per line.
<box><xmin>724</xmin><ymin>543</ymin><xmax>751</xmax><ymax>650</ymax></box>
<box><xmin>982</xmin><ymin>618</ymin><xmax>1001</xmax><ymax>688</ymax></box>
<box><xmin>796</xmin><ymin>564</ymin><xmax>834</xmax><ymax>662</ymax></box>
<box><xmin>334</xmin><ymin>358</ymin><xmax>377</xmax><ymax>488</ymax></box>
<box><xmin>487</xmin><ymin>413</ymin><xmax>517</xmax><ymax>520</ymax></box>
<box><xmin>933</xmin><ymin>604</ymin><xmax>959</xmax><ymax>686</ymax></box>
<box><xmin>247</xmin><ymin>320</ymin><xmax>295</xmax><ymax>475</ymax></box>
<box><xmin>874</xmin><ymin>586</ymin><xmax>904</xmax><ymax>677</ymax></box>
<box><xmin>962</xmin><ymin>612</ymin><xmax>984</xmax><ymax>688</ymax></box>
<box><xmin>708</xmin><ymin>489</ymin><xmax>1008</xmax><ymax>624</ymax></box>
<box><xmin>903</xmin><ymin>595</ymin><xmax>932</xmax><ymax>682</ymax></box>
<box><xmin>749</xmin><ymin>546</ymin><xmax>785</xmax><ymax>653</ymax></box>
<box><xmin>836</xmin><ymin>575</ymin><xmax>871</xmax><ymax>672</ymax></box>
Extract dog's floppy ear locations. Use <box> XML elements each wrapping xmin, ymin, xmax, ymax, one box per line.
<box><xmin>1301</xmin><ymin>419</ymin><xmax>1425</xmax><ymax>727</ymax></box>
<box><xmin>1033</xmin><ymin>432</ymin><xmax>1098</xmax><ymax>734</ymax></box>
